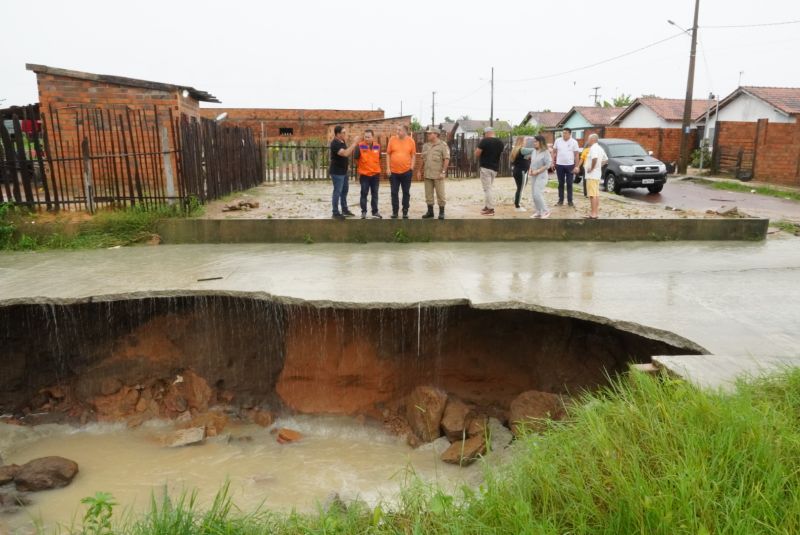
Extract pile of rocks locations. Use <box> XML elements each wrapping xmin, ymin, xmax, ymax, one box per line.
<box><xmin>388</xmin><ymin>386</ymin><xmax>567</xmax><ymax>467</ymax></box>
<box><xmin>0</xmin><ymin>456</ymin><xmax>79</xmax><ymax>514</ymax></box>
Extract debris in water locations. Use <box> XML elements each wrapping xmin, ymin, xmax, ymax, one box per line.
<box><xmin>276</xmin><ymin>428</ymin><xmax>303</xmax><ymax>444</ymax></box>
<box><xmin>166</xmin><ymin>427</ymin><xmax>206</xmax><ymax>448</ymax></box>
<box><xmin>441</xmin><ymin>435</ymin><xmax>486</xmax><ymax>466</ymax></box>
<box><xmin>196</xmin><ymin>276</ymin><xmax>224</xmax><ymax>282</ymax></box>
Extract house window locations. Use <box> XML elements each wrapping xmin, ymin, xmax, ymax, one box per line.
<box><xmin>574</xmin><ymin>130</ymin><xmax>584</xmax><ymax>140</ymax></box>
<box><xmin>279</xmin><ymin>127</ymin><xmax>294</xmax><ymax>136</ymax></box>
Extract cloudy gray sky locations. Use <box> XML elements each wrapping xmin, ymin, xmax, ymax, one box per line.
<box><xmin>3</xmin><ymin>0</ymin><xmax>799</xmax><ymax>124</ymax></box>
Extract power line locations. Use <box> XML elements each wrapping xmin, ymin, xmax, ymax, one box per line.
<box><xmin>437</xmin><ymin>81</ymin><xmax>490</xmax><ymax>107</ymax></box>
<box><xmin>702</xmin><ymin>18</ymin><xmax>800</xmax><ymax>29</ymax></box>
<box><xmin>499</xmin><ymin>32</ymin><xmax>686</xmax><ymax>83</ymax></box>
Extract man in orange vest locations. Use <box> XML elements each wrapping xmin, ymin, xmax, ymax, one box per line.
<box><xmin>354</xmin><ymin>129</ymin><xmax>383</xmax><ymax>219</ymax></box>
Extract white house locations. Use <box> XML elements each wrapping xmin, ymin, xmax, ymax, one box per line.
<box><xmin>610</xmin><ymin>98</ymin><xmax>715</xmax><ymax>129</ymax></box>
<box><xmin>698</xmin><ymin>86</ymin><xmax>800</xmax><ymax>127</ymax></box>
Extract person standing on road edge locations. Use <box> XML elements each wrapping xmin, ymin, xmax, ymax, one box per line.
<box><xmin>329</xmin><ymin>125</ymin><xmax>360</xmax><ymax>219</ymax></box>
<box><xmin>529</xmin><ymin>134</ymin><xmax>553</xmax><ymax>218</ymax></box>
<box><xmin>553</xmin><ymin>127</ymin><xmax>580</xmax><ymax>207</ymax></box>
<box><xmin>584</xmin><ymin>133</ymin><xmax>606</xmax><ymax>219</ymax></box>
<box><xmin>354</xmin><ymin>129</ymin><xmax>382</xmax><ymax>219</ymax></box>
<box><xmin>386</xmin><ymin>124</ymin><xmax>416</xmax><ymax>219</ymax></box>
<box><xmin>420</xmin><ymin>126</ymin><xmax>450</xmax><ymax>219</ymax></box>
<box><xmin>510</xmin><ymin>136</ymin><xmax>534</xmax><ymax>211</ymax></box>
<box><xmin>475</xmin><ymin>127</ymin><xmax>505</xmax><ymax>216</ymax></box>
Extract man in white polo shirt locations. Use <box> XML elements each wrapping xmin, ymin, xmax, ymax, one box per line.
<box><xmin>584</xmin><ymin>133</ymin><xmax>607</xmax><ymax>219</ymax></box>
<box><xmin>553</xmin><ymin>128</ymin><xmax>580</xmax><ymax>207</ymax></box>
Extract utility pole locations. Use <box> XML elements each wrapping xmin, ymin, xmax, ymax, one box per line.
<box><xmin>431</xmin><ymin>91</ymin><xmax>436</xmax><ymax>126</ymax></box>
<box><xmin>400</xmin><ymin>100</ymin><xmax>403</xmax><ymax>116</ymax></box>
<box><xmin>678</xmin><ymin>0</ymin><xmax>700</xmax><ymax>175</ymax></box>
<box><xmin>490</xmin><ymin>67</ymin><xmax>494</xmax><ymax>126</ymax></box>
<box><xmin>590</xmin><ymin>86</ymin><xmax>602</xmax><ymax>106</ymax></box>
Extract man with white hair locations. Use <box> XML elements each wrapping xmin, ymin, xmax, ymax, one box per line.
<box><xmin>584</xmin><ymin>134</ymin><xmax>607</xmax><ymax>219</ymax></box>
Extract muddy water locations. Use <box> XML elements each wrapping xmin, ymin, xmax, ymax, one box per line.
<box><xmin>1</xmin><ymin>416</ymin><xmax>487</xmax><ymax>532</ymax></box>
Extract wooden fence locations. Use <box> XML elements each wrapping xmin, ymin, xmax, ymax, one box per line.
<box><xmin>0</xmin><ymin>104</ymin><xmax>262</xmax><ymax>211</ymax></box>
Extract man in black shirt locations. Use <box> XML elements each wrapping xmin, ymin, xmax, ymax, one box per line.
<box><xmin>475</xmin><ymin>127</ymin><xmax>505</xmax><ymax>216</ymax></box>
<box><xmin>329</xmin><ymin>125</ymin><xmax>360</xmax><ymax>219</ymax></box>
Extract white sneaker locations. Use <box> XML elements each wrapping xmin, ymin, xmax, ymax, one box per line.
<box><xmin>530</xmin><ymin>212</ymin><xmax>541</xmax><ymax>218</ymax></box>
<box><xmin>540</xmin><ymin>210</ymin><xmax>551</xmax><ymax>219</ymax></box>
<box><xmin>515</xmin><ymin>206</ymin><xmax>526</xmax><ymax>212</ymax></box>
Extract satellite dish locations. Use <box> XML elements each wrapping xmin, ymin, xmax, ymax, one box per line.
<box><xmin>216</xmin><ymin>112</ymin><xmax>228</xmax><ymax>122</ymax></box>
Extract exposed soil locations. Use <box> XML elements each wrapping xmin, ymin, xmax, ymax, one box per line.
<box><xmin>0</xmin><ymin>296</ymin><xmax>699</xmax><ymax>425</ymax></box>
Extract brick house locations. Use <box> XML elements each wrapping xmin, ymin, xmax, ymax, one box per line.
<box><xmin>199</xmin><ymin>108</ymin><xmax>384</xmax><ymax>141</ymax></box>
<box><xmin>520</xmin><ymin>111</ymin><xmax>566</xmax><ymax>143</ymax></box>
<box><xmin>27</xmin><ymin>63</ymin><xmax>218</xmax><ymax>121</ymax></box>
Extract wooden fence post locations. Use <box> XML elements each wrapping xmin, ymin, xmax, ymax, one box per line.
<box><xmin>81</xmin><ymin>137</ymin><xmax>95</xmax><ymax>214</ymax></box>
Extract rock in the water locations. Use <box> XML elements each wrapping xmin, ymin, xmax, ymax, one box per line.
<box><xmin>166</xmin><ymin>427</ymin><xmax>206</xmax><ymax>448</ymax></box>
<box><xmin>0</xmin><ymin>464</ymin><xmax>20</xmax><ymax>486</ymax></box>
<box><xmin>405</xmin><ymin>386</ymin><xmax>447</xmax><ymax>443</ymax></box>
<box><xmin>162</xmin><ymin>370</ymin><xmax>213</xmax><ymax>418</ymax></box>
<box><xmin>14</xmin><ymin>456</ymin><xmax>79</xmax><ymax>492</ymax></box>
<box><xmin>183</xmin><ymin>411</ymin><xmax>229</xmax><ymax>437</ymax></box>
<box><xmin>248</xmin><ymin>408</ymin><xmax>274</xmax><ymax>428</ymax></box>
<box><xmin>441</xmin><ymin>436</ymin><xmax>486</xmax><ymax>466</ymax></box>
<box><xmin>440</xmin><ymin>398</ymin><xmax>472</xmax><ymax>441</ymax></box>
<box><xmin>509</xmin><ymin>390</ymin><xmax>566</xmax><ymax>435</ymax></box>
<box><xmin>277</xmin><ymin>428</ymin><xmax>303</xmax><ymax>444</ymax></box>
<box><xmin>0</xmin><ymin>485</ymin><xmax>31</xmax><ymax>513</ymax></box>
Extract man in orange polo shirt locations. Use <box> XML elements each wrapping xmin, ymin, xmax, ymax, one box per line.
<box><xmin>386</xmin><ymin>124</ymin><xmax>416</xmax><ymax>219</ymax></box>
<box><xmin>354</xmin><ymin>129</ymin><xmax>383</xmax><ymax>219</ymax></box>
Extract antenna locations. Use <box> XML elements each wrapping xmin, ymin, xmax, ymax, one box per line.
<box><xmin>589</xmin><ymin>86</ymin><xmax>602</xmax><ymax>105</ymax></box>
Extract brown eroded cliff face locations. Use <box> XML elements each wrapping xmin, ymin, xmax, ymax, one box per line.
<box><xmin>0</xmin><ymin>297</ymin><xmax>697</xmax><ymax>421</ymax></box>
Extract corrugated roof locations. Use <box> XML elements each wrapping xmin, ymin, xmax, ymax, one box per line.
<box><xmin>26</xmin><ymin>63</ymin><xmax>220</xmax><ymax>103</ymax></box>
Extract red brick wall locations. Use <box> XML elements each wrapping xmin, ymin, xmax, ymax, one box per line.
<box><xmin>604</xmin><ymin>127</ymin><xmax>696</xmax><ymax>164</ymax></box>
<box><xmin>325</xmin><ymin>116</ymin><xmax>411</xmax><ymax>143</ymax></box>
<box><xmin>715</xmin><ymin>121</ymin><xmax>758</xmax><ymax>152</ymax></box>
<box><xmin>198</xmin><ymin>108</ymin><xmax>384</xmax><ymax>141</ymax></box>
<box><xmin>752</xmin><ymin>120</ymin><xmax>800</xmax><ymax>186</ymax></box>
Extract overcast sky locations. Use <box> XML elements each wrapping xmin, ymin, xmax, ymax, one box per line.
<box><xmin>3</xmin><ymin>0</ymin><xmax>799</xmax><ymax>125</ymax></box>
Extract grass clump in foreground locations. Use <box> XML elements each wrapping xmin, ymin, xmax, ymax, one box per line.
<box><xmin>63</xmin><ymin>368</ymin><xmax>800</xmax><ymax>534</ymax></box>
<box><xmin>0</xmin><ymin>198</ymin><xmax>202</xmax><ymax>251</ymax></box>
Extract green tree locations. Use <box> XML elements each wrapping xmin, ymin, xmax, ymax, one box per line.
<box><xmin>444</xmin><ymin>116</ymin><xmax>454</xmax><ymax>123</ymax></box>
<box><xmin>603</xmin><ymin>94</ymin><xmax>633</xmax><ymax>108</ymax></box>
<box><xmin>511</xmin><ymin>124</ymin><xmax>542</xmax><ymax>136</ymax></box>
<box><xmin>458</xmin><ymin>114</ymin><xmax>471</xmax><ymax>121</ymax></box>
<box><xmin>410</xmin><ymin>117</ymin><xmax>422</xmax><ymax>132</ymax></box>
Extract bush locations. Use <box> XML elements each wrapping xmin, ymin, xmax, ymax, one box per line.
<box><xmin>691</xmin><ymin>145</ymin><xmax>712</xmax><ymax>169</ymax></box>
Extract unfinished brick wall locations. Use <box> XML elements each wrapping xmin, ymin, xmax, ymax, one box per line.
<box><xmin>714</xmin><ymin>120</ymin><xmax>800</xmax><ymax>186</ymax></box>
<box><xmin>198</xmin><ymin>108</ymin><xmax>384</xmax><ymax>141</ymax></box>
<box><xmin>752</xmin><ymin>120</ymin><xmax>800</xmax><ymax>186</ymax></box>
<box><xmin>324</xmin><ymin>116</ymin><xmax>411</xmax><ymax>142</ymax></box>
<box><xmin>604</xmin><ymin>127</ymin><xmax>696</xmax><ymax>164</ymax></box>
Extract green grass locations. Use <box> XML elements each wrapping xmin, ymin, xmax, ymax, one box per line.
<box><xmin>58</xmin><ymin>368</ymin><xmax>800</xmax><ymax>534</ymax></box>
<box><xmin>0</xmin><ymin>199</ymin><xmax>203</xmax><ymax>251</ymax></box>
<box><xmin>773</xmin><ymin>220</ymin><xmax>800</xmax><ymax>236</ymax></box>
<box><xmin>691</xmin><ymin>178</ymin><xmax>800</xmax><ymax>202</ymax></box>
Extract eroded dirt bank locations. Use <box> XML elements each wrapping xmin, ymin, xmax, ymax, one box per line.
<box><xmin>0</xmin><ymin>296</ymin><xmax>699</xmax><ymax>425</ymax></box>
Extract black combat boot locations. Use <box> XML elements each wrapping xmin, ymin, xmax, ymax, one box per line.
<box><xmin>422</xmin><ymin>205</ymin><xmax>434</xmax><ymax>219</ymax></box>
<box><xmin>438</xmin><ymin>206</ymin><xmax>445</xmax><ymax>220</ymax></box>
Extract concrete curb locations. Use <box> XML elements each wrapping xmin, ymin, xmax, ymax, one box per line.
<box><xmin>157</xmin><ymin>218</ymin><xmax>769</xmax><ymax>243</ymax></box>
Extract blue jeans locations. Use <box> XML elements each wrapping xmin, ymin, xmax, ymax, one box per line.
<box><xmin>359</xmin><ymin>174</ymin><xmax>380</xmax><ymax>214</ymax></box>
<box><xmin>330</xmin><ymin>173</ymin><xmax>349</xmax><ymax>215</ymax></box>
<box><xmin>555</xmin><ymin>164</ymin><xmax>575</xmax><ymax>204</ymax></box>
<box><xmin>390</xmin><ymin>170</ymin><xmax>413</xmax><ymax>214</ymax></box>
